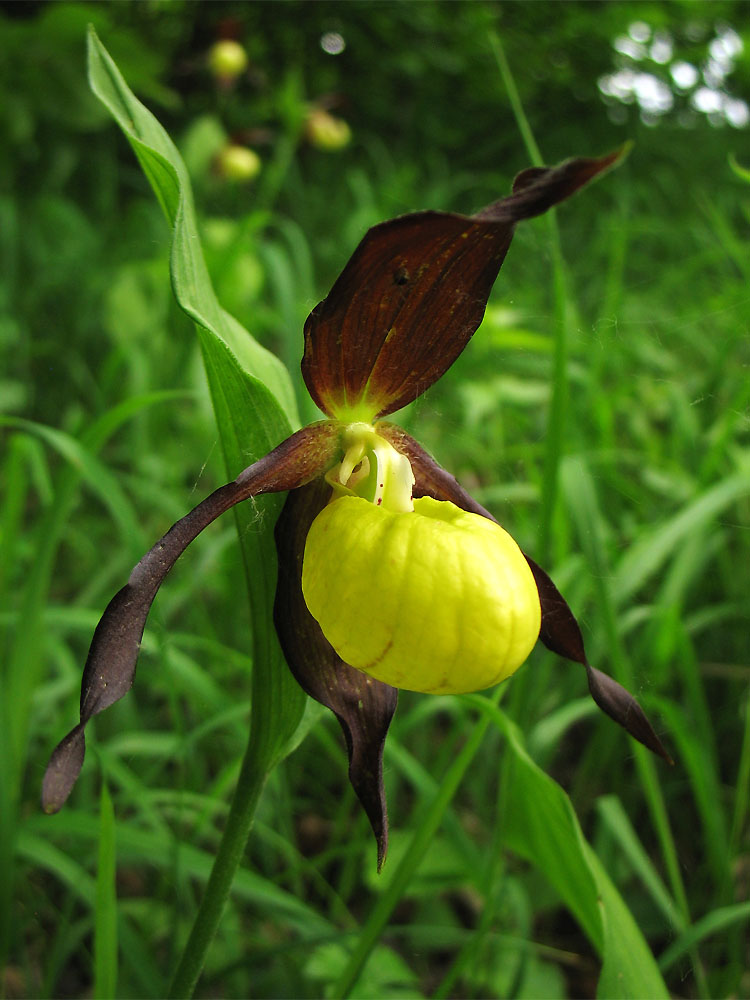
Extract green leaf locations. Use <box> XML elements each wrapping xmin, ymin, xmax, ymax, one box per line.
<box><xmin>476</xmin><ymin>700</ymin><xmax>669</xmax><ymax>999</ymax></box>
<box><xmin>330</xmin><ymin>690</ymin><xmax>503</xmax><ymax>998</ymax></box>
<box><xmin>492</xmin><ymin>705</ymin><xmax>601</xmax><ymax>948</ymax></box>
<box><xmin>596</xmin><ymin>795</ymin><xmax>682</xmax><ymax>930</ymax></box>
<box><xmin>87</xmin><ymin>28</ymin><xmax>297</xmax><ymax>425</ymax></box>
<box><xmin>86</xmin><ymin>27</ymin><xmax>307</xmax><ymax>769</ymax></box>
<box><xmin>589</xmin><ymin>851</ymin><xmax>669</xmax><ymax>1000</ymax></box>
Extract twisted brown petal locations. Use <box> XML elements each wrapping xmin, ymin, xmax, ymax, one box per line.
<box><xmin>302</xmin><ymin>148</ymin><xmax>626</xmax><ymax>421</ymax></box>
<box><xmin>377</xmin><ymin>423</ymin><xmax>671</xmax><ymax>763</ymax></box>
<box><xmin>524</xmin><ymin>557</ymin><xmax>673</xmax><ymax>764</ymax></box>
<box><xmin>42</xmin><ymin>422</ymin><xmax>343</xmax><ymax>814</ymax></box>
<box><xmin>274</xmin><ymin>478</ymin><xmax>398</xmax><ymax>871</ymax></box>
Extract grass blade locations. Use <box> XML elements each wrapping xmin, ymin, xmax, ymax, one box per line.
<box><xmin>597</xmin><ymin>795</ymin><xmax>683</xmax><ymax>930</ymax></box>
<box><xmin>613</xmin><ymin>473</ymin><xmax>750</xmax><ymax>606</ymax></box>
<box><xmin>658</xmin><ymin>902</ymin><xmax>750</xmax><ymax>973</ymax></box>
<box><xmin>94</xmin><ymin>781</ymin><xmax>118</xmax><ymax>1000</ymax></box>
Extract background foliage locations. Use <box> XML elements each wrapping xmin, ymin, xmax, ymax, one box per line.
<box><xmin>2</xmin><ymin>1</ymin><xmax>749</xmax><ymax>997</ymax></box>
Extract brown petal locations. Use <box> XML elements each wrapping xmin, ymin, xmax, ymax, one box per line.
<box><xmin>522</xmin><ymin>556</ymin><xmax>587</xmax><ymax>665</ymax></box>
<box><xmin>584</xmin><ymin>664</ymin><xmax>673</xmax><ymax>765</ymax></box>
<box><xmin>302</xmin><ymin>148</ymin><xmax>626</xmax><ymax>421</ymax></box>
<box><xmin>274</xmin><ymin>478</ymin><xmax>398</xmax><ymax>871</ymax></box>
<box><xmin>42</xmin><ymin>422</ymin><xmax>342</xmax><ymax>814</ymax></box>
<box><xmin>41</xmin><ymin>724</ymin><xmax>86</xmax><ymax>816</ymax></box>
<box><xmin>524</xmin><ymin>557</ymin><xmax>672</xmax><ymax>763</ymax></box>
<box><xmin>377</xmin><ymin>423</ymin><xmax>671</xmax><ymax>763</ymax></box>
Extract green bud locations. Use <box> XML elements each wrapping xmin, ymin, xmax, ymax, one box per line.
<box><xmin>306</xmin><ymin>108</ymin><xmax>352</xmax><ymax>151</ymax></box>
<box><xmin>207</xmin><ymin>40</ymin><xmax>249</xmax><ymax>81</ymax></box>
<box><xmin>216</xmin><ymin>145</ymin><xmax>262</xmax><ymax>183</ymax></box>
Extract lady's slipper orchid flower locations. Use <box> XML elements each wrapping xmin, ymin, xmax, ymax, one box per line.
<box><xmin>43</xmin><ymin>149</ymin><xmax>670</xmax><ymax>867</ymax></box>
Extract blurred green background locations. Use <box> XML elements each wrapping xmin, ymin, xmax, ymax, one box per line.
<box><xmin>2</xmin><ymin>1</ymin><xmax>749</xmax><ymax>997</ymax></box>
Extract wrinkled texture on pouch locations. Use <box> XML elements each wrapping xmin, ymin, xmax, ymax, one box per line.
<box><xmin>302</xmin><ymin>495</ymin><xmax>541</xmax><ymax>693</ymax></box>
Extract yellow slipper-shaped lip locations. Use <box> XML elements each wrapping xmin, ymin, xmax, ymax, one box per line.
<box><xmin>302</xmin><ymin>494</ymin><xmax>541</xmax><ymax>694</ymax></box>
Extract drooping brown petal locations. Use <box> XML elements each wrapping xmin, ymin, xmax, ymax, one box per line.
<box><xmin>42</xmin><ymin>422</ymin><xmax>343</xmax><ymax>814</ymax></box>
<box><xmin>524</xmin><ymin>557</ymin><xmax>673</xmax><ymax>764</ymax></box>
<box><xmin>377</xmin><ymin>423</ymin><xmax>672</xmax><ymax>763</ymax></box>
<box><xmin>522</xmin><ymin>555</ymin><xmax>587</xmax><ymax>664</ymax></box>
<box><xmin>274</xmin><ymin>477</ymin><xmax>398</xmax><ymax>871</ymax></box>
<box><xmin>584</xmin><ymin>663</ymin><xmax>673</xmax><ymax>764</ymax></box>
<box><xmin>302</xmin><ymin>148</ymin><xmax>626</xmax><ymax>422</ymax></box>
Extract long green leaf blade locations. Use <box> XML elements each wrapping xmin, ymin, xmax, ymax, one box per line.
<box><xmin>86</xmin><ymin>26</ymin><xmax>307</xmax><ymax>769</ymax></box>
<box><xmin>86</xmin><ymin>26</ymin><xmax>297</xmax><ymax>429</ymax></box>
<box><xmin>472</xmin><ymin>698</ymin><xmax>669</xmax><ymax>998</ymax></box>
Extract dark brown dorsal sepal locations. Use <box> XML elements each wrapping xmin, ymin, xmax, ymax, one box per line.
<box><xmin>302</xmin><ymin>149</ymin><xmax>626</xmax><ymax>423</ymax></box>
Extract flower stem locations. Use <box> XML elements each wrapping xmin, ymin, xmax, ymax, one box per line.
<box><xmin>167</xmin><ymin>737</ymin><xmax>269</xmax><ymax>999</ymax></box>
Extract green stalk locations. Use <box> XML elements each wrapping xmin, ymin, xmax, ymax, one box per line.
<box><xmin>330</xmin><ymin>688</ymin><xmax>502</xmax><ymax>999</ymax></box>
<box><xmin>489</xmin><ymin>31</ymin><xmax>572</xmax><ymax>567</ymax></box>
<box><xmin>94</xmin><ymin>781</ymin><xmax>118</xmax><ymax>1000</ymax></box>
<box><xmin>167</xmin><ymin>738</ymin><xmax>269</xmax><ymax>998</ymax></box>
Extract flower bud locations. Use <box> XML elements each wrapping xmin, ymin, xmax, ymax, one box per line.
<box><xmin>207</xmin><ymin>40</ymin><xmax>249</xmax><ymax>82</ymax></box>
<box><xmin>305</xmin><ymin>108</ymin><xmax>352</xmax><ymax>151</ymax></box>
<box><xmin>216</xmin><ymin>145</ymin><xmax>262</xmax><ymax>183</ymax></box>
<box><xmin>302</xmin><ymin>494</ymin><xmax>541</xmax><ymax>693</ymax></box>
